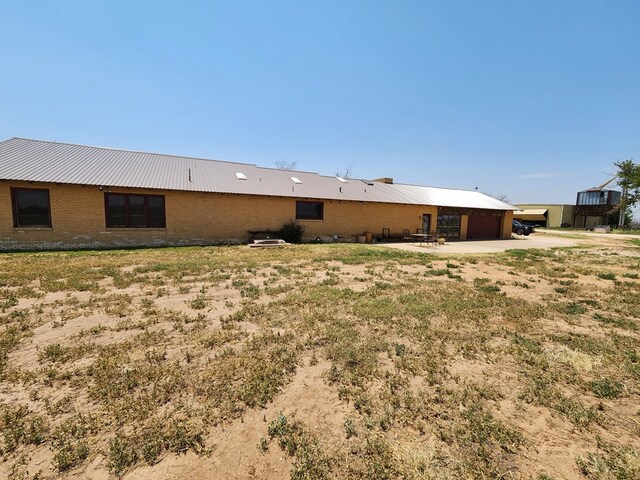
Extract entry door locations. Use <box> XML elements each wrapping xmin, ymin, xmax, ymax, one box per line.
<box><xmin>422</xmin><ymin>214</ymin><xmax>431</xmax><ymax>233</ymax></box>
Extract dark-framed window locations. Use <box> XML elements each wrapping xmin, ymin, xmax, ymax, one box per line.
<box><xmin>437</xmin><ymin>213</ymin><xmax>461</xmax><ymax>239</ymax></box>
<box><xmin>105</xmin><ymin>193</ymin><xmax>166</xmax><ymax>228</ymax></box>
<box><xmin>296</xmin><ymin>201</ymin><xmax>324</xmax><ymax>220</ymax></box>
<box><xmin>11</xmin><ymin>187</ymin><xmax>52</xmax><ymax>227</ymax></box>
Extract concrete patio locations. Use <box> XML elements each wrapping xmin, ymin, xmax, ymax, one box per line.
<box><xmin>377</xmin><ymin>234</ymin><xmax>581</xmax><ymax>254</ymax></box>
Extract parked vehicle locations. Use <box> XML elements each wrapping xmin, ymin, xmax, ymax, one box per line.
<box><xmin>512</xmin><ymin>220</ymin><xmax>534</xmax><ymax>236</ymax></box>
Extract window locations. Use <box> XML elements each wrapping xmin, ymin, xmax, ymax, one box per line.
<box><xmin>11</xmin><ymin>188</ymin><xmax>51</xmax><ymax>227</ymax></box>
<box><xmin>437</xmin><ymin>213</ymin><xmax>461</xmax><ymax>239</ymax></box>
<box><xmin>105</xmin><ymin>193</ymin><xmax>166</xmax><ymax>228</ymax></box>
<box><xmin>296</xmin><ymin>201</ymin><xmax>323</xmax><ymax>220</ymax></box>
<box><xmin>576</xmin><ymin>190</ymin><xmax>618</xmax><ymax>206</ymax></box>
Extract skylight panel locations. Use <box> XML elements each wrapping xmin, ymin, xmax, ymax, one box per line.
<box><xmin>235</xmin><ymin>172</ymin><xmax>247</xmax><ymax>180</ymax></box>
<box><xmin>336</xmin><ymin>176</ymin><xmax>348</xmax><ymax>183</ymax></box>
<box><xmin>290</xmin><ymin>176</ymin><xmax>302</xmax><ymax>184</ymax></box>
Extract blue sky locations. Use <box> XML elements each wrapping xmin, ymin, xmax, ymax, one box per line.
<box><xmin>1</xmin><ymin>1</ymin><xmax>638</xmax><ymax>209</ymax></box>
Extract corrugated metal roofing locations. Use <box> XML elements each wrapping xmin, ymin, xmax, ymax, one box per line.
<box><xmin>0</xmin><ymin>137</ymin><xmax>515</xmax><ymax>210</ymax></box>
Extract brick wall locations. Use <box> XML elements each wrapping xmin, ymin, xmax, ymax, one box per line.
<box><xmin>0</xmin><ymin>181</ymin><xmax>446</xmax><ymax>250</ymax></box>
<box><xmin>502</xmin><ymin>210</ymin><xmax>514</xmax><ymax>238</ymax></box>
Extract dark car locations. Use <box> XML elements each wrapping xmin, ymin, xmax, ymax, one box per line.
<box><xmin>512</xmin><ymin>220</ymin><xmax>534</xmax><ymax>236</ymax></box>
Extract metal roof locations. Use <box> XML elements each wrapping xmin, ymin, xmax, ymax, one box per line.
<box><xmin>0</xmin><ymin>137</ymin><xmax>515</xmax><ymax>210</ymax></box>
<box><xmin>515</xmin><ymin>208</ymin><xmax>548</xmax><ymax>216</ymax></box>
<box><xmin>513</xmin><ymin>209</ymin><xmax>548</xmax><ymax>221</ymax></box>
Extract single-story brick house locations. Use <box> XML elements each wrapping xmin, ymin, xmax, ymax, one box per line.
<box><xmin>0</xmin><ymin>138</ymin><xmax>515</xmax><ymax>250</ymax></box>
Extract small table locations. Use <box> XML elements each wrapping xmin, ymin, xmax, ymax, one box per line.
<box><xmin>409</xmin><ymin>233</ymin><xmax>437</xmax><ymax>247</ymax></box>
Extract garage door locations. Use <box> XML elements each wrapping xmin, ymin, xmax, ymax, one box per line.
<box><xmin>467</xmin><ymin>215</ymin><xmax>501</xmax><ymax>239</ymax></box>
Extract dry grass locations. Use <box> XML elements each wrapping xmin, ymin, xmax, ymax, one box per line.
<box><xmin>0</xmin><ymin>240</ymin><xmax>639</xmax><ymax>479</ymax></box>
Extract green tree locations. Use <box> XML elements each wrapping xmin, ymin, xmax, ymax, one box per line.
<box><xmin>614</xmin><ymin>160</ymin><xmax>640</xmax><ymax>227</ymax></box>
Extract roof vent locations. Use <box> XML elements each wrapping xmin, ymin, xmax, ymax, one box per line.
<box><xmin>235</xmin><ymin>172</ymin><xmax>247</xmax><ymax>180</ymax></box>
<box><xmin>336</xmin><ymin>176</ymin><xmax>348</xmax><ymax>183</ymax></box>
<box><xmin>290</xmin><ymin>176</ymin><xmax>302</xmax><ymax>184</ymax></box>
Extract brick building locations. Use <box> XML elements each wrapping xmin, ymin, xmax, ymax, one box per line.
<box><xmin>0</xmin><ymin>138</ymin><xmax>515</xmax><ymax>250</ymax></box>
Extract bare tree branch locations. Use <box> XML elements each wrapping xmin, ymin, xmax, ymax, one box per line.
<box><xmin>275</xmin><ymin>159</ymin><xmax>298</xmax><ymax>170</ymax></box>
<box><xmin>481</xmin><ymin>191</ymin><xmax>511</xmax><ymax>203</ymax></box>
<box><xmin>335</xmin><ymin>163</ymin><xmax>355</xmax><ymax>179</ymax></box>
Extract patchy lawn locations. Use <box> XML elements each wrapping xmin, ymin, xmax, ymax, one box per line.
<box><xmin>1</xmin><ymin>240</ymin><xmax>639</xmax><ymax>479</ymax></box>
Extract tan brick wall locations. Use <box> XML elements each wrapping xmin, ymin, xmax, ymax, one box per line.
<box><xmin>460</xmin><ymin>215</ymin><xmax>469</xmax><ymax>240</ymax></box>
<box><xmin>501</xmin><ymin>210</ymin><xmax>514</xmax><ymax>238</ymax></box>
<box><xmin>1</xmin><ymin>181</ymin><xmax>444</xmax><ymax>250</ymax></box>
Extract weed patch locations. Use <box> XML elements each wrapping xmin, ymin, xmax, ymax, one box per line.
<box><xmin>265</xmin><ymin>414</ymin><xmax>332</xmax><ymax>479</ymax></box>
<box><xmin>577</xmin><ymin>437</ymin><xmax>640</xmax><ymax>479</ymax></box>
<box><xmin>0</xmin><ymin>405</ymin><xmax>48</xmax><ymax>456</ymax></box>
<box><xmin>1</xmin><ymin>242</ymin><xmax>639</xmax><ymax>478</ymax></box>
<box><xmin>589</xmin><ymin>378</ymin><xmax>623</xmax><ymax>399</ymax></box>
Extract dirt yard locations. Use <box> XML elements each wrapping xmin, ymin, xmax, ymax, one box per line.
<box><xmin>1</xmin><ymin>235</ymin><xmax>639</xmax><ymax>479</ymax></box>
